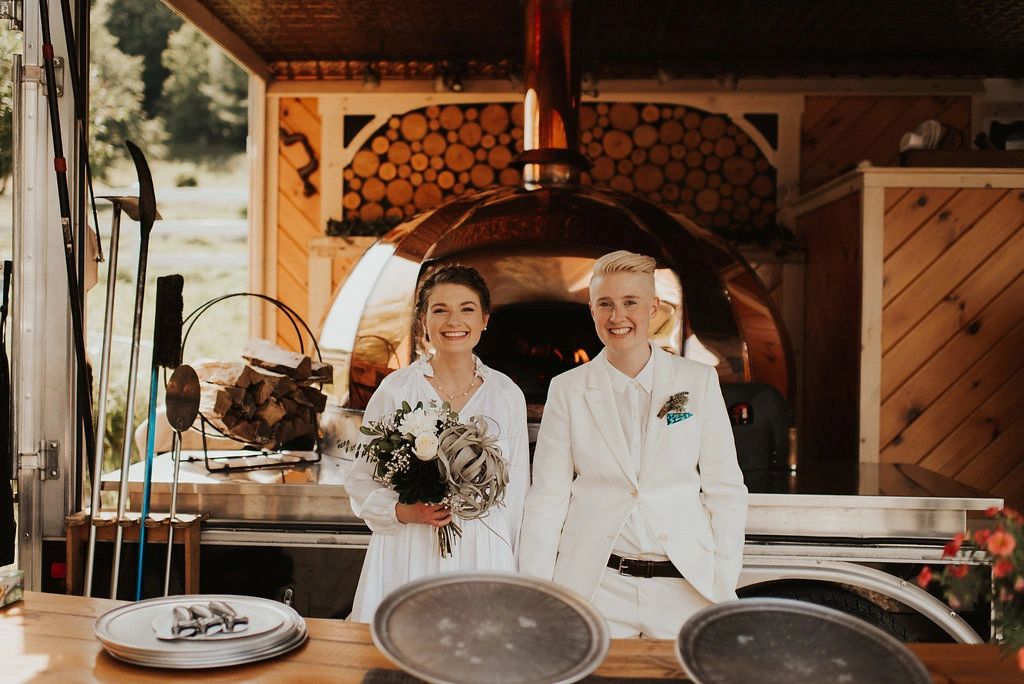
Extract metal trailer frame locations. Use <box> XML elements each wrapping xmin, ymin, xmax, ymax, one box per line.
<box><xmin>9</xmin><ymin>0</ymin><xmax>82</xmax><ymax>591</ymax></box>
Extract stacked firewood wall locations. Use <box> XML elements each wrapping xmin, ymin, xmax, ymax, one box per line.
<box><xmin>342</xmin><ymin>102</ymin><xmax>777</xmax><ymax>239</ymax></box>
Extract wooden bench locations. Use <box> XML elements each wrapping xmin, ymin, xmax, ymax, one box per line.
<box><xmin>64</xmin><ymin>510</ymin><xmax>206</xmax><ymax>597</ymax></box>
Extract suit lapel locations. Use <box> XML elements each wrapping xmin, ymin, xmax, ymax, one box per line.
<box><xmin>584</xmin><ymin>352</ymin><xmax>638</xmax><ymax>487</ymax></box>
<box><xmin>639</xmin><ymin>347</ymin><xmax>675</xmax><ymax>483</ymax></box>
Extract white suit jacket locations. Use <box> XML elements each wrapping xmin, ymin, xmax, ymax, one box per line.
<box><xmin>519</xmin><ymin>346</ymin><xmax>748</xmax><ymax>603</ymax></box>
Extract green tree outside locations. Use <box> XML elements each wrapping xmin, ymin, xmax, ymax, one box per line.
<box><xmin>89</xmin><ymin>0</ymin><xmax>165</xmax><ymax>178</ymax></box>
<box><xmin>0</xmin><ymin>27</ymin><xmax>21</xmax><ymax>194</ymax></box>
<box><xmin>103</xmin><ymin>0</ymin><xmax>182</xmax><ymax>118</ymax></box>
<box><xmin>161</xmin><ymin>23</ymin><xmax>247</xmax><ymax>156</ymax></box>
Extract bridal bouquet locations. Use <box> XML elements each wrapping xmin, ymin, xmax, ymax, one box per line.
<box><xmin>344</xmin><ymin>400</ymin><xmax>509</xmax><ymax>556</ymax></box>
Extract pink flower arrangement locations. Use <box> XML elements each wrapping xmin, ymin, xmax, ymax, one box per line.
<box><xmin>918</xmin><ymin>507</ymin><xmax>1024</xmax><ymax>671</ymax></box>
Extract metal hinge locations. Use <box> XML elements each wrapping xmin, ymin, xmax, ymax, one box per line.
<box><xmin>19</xmin><ymin>440</ymin><xmax>60</xmax><ymax>480</ymax></box>
<box><xmin>0</xmin><ymin>0</ymin><xmax>23</xmax><ymax>31</ymax></box>
<box><xmin>22</xmin><ymin>58</ymin><xmax>64</xmax><ymax>97</ymax></box>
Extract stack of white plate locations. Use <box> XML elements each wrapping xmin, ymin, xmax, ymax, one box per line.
<box><xmin>94</xmin><ymin>594</ymin><xmax>307</xmax><ymax>669</ymax></box>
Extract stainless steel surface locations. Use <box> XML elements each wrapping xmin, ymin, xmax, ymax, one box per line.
<box><xmin>103</xmin><ymin>458</ymin><xmax>1000</xmax><ymax>541</ymax></box>
<box><xmin>739</xmin><ymin>559</ymin><xmax>984</xmax><ymax>644</ymax></box>
<box><xmin>677</xmin><ymin>598</ymin><xmax>932</xmax><ymax>684</ymax></box>
<box><xmin>102</xmin><ymin>451</ymin><xmax>356</xmax><ymax>524</ymax></box>
<box><xmin>84</xmin><ymin>202</ymin><xmax>121</xmax><ymax>597</ymax></box>
<box><xmin>745</xmin><ymin>463</ymin><xmax>1000</xmax><ymax>539</ymax></box>
<box><xmin>372</xmin><ymin>571</ymin><xmax>609</xmax><ymax>684</ymax></box>
<box><xmin>164</xmin><ymin>364</ymin><xmax>201</xmax><ymax>596</ymax></box>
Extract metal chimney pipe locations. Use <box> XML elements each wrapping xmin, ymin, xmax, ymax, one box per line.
<box><xmin>513</xmin><ymin>0</ymin><xmax>590</xmax><ymax>186</ymax></box>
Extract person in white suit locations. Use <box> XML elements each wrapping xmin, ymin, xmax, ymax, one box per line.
<box><xmin>519</xmin><ymin>250</ymin><xmax>748</xmax><ymax>638</ymax></box>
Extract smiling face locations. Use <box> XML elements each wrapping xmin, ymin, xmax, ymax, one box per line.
<box><xmin>422</xmin><ymin>282</ymin><xmax>490</xmax><ymax>356</ymax></box>
<box><xmin>589</xmin><ymin>271</ymin><xmax>659</xmax><ymax>355</ymax></box>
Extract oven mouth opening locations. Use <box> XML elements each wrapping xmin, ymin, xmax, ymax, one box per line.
<box><xmin>474</xmin><ymin>301</ymin><xmax>602</xmax><ymax>406</ymax></box>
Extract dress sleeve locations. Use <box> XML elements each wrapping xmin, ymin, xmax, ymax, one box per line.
<box><xmin>518</xmin><ymin>376</ymin><xmax>574</xmax><ymax>581</ymax></box>
<box><xmin>502</xmin><ymin>388</ymin><xmax>531</xmax><ymax>557</ymax></box>
<box><xmin>344</xmin><ymin>376</ymin><xmax>403</xmax><ymax>535</ymax></box>
<box><xmin>696</xmin><ymin>365</ymin><xmax>749</xmax><ymax>597</ymax></box>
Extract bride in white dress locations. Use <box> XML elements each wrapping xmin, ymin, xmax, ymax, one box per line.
<box><xmin>344</xmin><ymin>265</ymin><xmax>530</xmax><ymax>622</ymax></box>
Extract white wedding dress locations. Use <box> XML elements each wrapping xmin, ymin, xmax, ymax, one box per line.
<box><xmin>344</xmin><ymin>355</ymin><xmax>530</xmax><ymax>622</ymax></box>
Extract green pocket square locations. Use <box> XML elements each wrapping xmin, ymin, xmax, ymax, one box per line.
<box><xmin>666</xmin><ymin>411</ymin><xmax>693</xmax><ymax>425</ymax></box>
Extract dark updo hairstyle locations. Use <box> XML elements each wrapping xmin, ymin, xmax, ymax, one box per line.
<box><xmin>414</xmin><ymin>264</ymin><xmax>492</xmax><ymax>344</ymax></box>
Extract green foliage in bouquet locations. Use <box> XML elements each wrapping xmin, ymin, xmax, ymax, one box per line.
<box><xmin>918</xmin><ymin>507</ymin><xmax>1024</xmax><ymax>670</ymax></box>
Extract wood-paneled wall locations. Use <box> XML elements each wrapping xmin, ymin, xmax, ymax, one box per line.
<box><xmin>800</xmin><ymin>96</ymin><xmax>971</xmax><ymax>193</ymax></box>
<box><xmin>277</xmin><ymin>97</ymin><xmax>322</xmax><ymax>351</ymax></box>
<box><xmin>879</xmin><ymin>187</ymin><xmax>1024</xmax><ymax>506</ymax></box>
<box><xmin>797</xmin><ymin>192</ymin><xmax>862</xmax><ymax>463</ymax></box>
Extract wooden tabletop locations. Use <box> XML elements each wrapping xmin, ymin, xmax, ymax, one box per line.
<box><xmin>3</xmin><ymin>591</ymin><xmax>1022</xmax><ymax>683</ymax></box>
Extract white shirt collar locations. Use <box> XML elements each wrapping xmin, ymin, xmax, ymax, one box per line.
<box><xmin>603</xmin><ymin>344</ymin><xmax>654</xmax><ymax>393</ymax></box>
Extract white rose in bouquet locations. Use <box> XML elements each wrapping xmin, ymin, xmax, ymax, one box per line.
<box><xmin>399</xmin><ymin>408</ymin><xmax>436</xmax><ymax>438</ymax></box>
<box><xmin>414</xmin><ymin>433</ymin><xmax>439</xmax><ymax>461</ymax></box>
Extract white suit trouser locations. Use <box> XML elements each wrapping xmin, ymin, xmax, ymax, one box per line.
<box><xmin>592</xmin><ymin>567</ymin><xmax>714</xmax><ymax>638</ymax></box>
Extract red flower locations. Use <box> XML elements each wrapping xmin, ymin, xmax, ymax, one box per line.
<box><xmin>949</xmin><ymin>564</ymin><xmax>970</xmax><ymax>579</ymax></box>
<box><xmin>916</xmin><ymin>566</ymin><xmax>933</xmax><ymax>588</ymax></box>
<box><xmin>988</xmin><ymin>530</ymin><xmax>1017</xmax><ymax>556</ymax></box>
<box><xmin>1018</xmin><ymin>646</ymin><xmax>1024</xmax><ymax>673</ymax></box>
<box><xmin>974</xmin><ymin>529</ymin><xmax>992</xmax><ymax>546</ymax></box>
<box><xmin>994</xmin><ymin>558</ymin><xmax>1014</xmax><ymax>579</ymax></box>
<box><xmin>1002</xmin><ymin>507</ymin><xmax>1022</xmax><ymax>523</ymax></box>
<box><xmin>943</xmin><ymin>532</ymin><xmax>965</xmax><ymax>558</ymax></box>
<box><xmin>986</xmin><ymin>506</ymin><xmax>1001</xmax><ymax>518</ymax></box>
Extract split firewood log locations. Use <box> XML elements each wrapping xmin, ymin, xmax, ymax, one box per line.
<box><xmin>242</xmin><ymin>338</ymin><xmax>312</xmax><ymax>380</ymax></box>
<box><xmin>195</xmin><ymin>361</ymin><xmax>255</xmax><ymax>388</ymax></box>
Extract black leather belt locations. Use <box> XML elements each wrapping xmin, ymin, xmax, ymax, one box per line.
<box><xmin>607</xmin><ymin>553</ymin><xmax>683</xmax><ymax>579</ymax></box>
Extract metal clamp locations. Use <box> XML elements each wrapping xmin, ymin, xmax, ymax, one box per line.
<box><xmin>22</xmin><ymin>58</ymin><xmax>64</xmax><ymax>97</ymax></box>
<box><xmin>1</xmin><ymin>0</ymin><xmax>23</xmax><ymax>31</ymax></box>
<box><xmin>19</xmin><ymin>440</ymin><xmax>59</xmax><ymax>480</ymax></box>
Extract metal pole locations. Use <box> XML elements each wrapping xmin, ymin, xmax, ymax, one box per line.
<box><xmin>110</xmin><ymin>241</ymin><xmax>148</xmax><ymax>598</ymax></box>
<box><xmin>83</xmin><ymin>205</ymin><xmax>121</xmax><ymax>597</ymax></box>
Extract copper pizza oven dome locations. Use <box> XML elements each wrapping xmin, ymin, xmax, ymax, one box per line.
<box><xmin>320</xmin><ymin>182</ymin><xmax>793</xmax><ymax>412</ymax></box>
<box><xmin>317</xmin><ymin>0</ymin><xmax>794</xmax><ymax>413</ymax></box>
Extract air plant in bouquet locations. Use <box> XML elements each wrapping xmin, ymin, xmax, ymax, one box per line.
<box><xmin>917</xmin><ymin>507</ymin><xmax>1024</xmax><ymax>670</ymax></box>
<box><xmin>342</xmin><ymin>400</ymin><xmax>508</xmax><ymax>557</ymax></box>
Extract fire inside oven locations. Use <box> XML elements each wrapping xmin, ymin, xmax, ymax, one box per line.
<box><xmin>475</xmin><ymin>301</ymin><xmax>601</xmax><ymax>405</ymax></box>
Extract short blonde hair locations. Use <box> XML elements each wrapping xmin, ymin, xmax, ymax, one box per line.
<box><xmin>591</xmin><ymin>250</ymin><xmax>657</xmax><ymax>292</ymax></box>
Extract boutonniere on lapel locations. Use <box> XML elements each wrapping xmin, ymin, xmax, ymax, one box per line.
<box><xmin>657</xmin><ymin>391</ymin><xmax>692</xmax><ymax>425</ymax></box>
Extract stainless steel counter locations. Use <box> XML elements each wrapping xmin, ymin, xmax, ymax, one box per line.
<box><xmin>103</xmin><ymin>457</ymin><xmax>1000</xmax><ymax>544</ymax></box>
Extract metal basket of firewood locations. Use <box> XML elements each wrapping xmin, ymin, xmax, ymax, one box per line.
<box><xmin>179</xmin><ymin>292</ymin><xmax>333</xmax><ymax>473</ymax></box>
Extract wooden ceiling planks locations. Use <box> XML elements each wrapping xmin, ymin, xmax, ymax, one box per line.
<box><xmin>176</xmin><ymin>1</ymin><xmax>1024</xmax><ymax>80</ymax></box>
